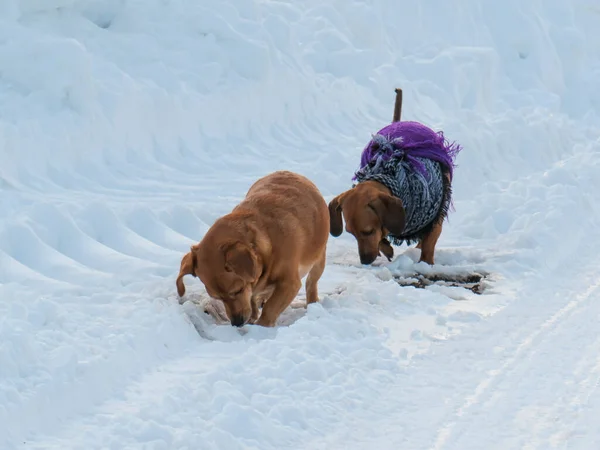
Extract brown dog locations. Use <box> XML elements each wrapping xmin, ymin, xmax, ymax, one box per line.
<box><xmin>176</xmin><ymin>170</ymin><xmax>329</xmax><ymax>327</ymax></box>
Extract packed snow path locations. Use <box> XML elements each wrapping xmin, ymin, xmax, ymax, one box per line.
<box><xmin>2</xmin><ymin>0</ymin><xmax>600</xmax><ymax>449</ymax></box>
<box><xmin>14</xmin><ymin>235</ymin><xmax>600</xmax><ymax>450</ymax></box>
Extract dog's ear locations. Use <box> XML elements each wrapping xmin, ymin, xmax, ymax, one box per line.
<box><xmin>370</xmin><ymin>193</ymin><xmax>406</xmax><ymax>236</ymax></box>
<box><xmin>224</xmin><ymin>242</ymin><xmax>258</xmax><ymax>282</ymax></box>
<box><xmin>176</xmin><ymin>247</ymin><xmax>197</xmax><ymax>297</ymax></box>
<box><xmin>328</xmin><ymin>192</ymin><xmax>347</xmax><ymax>237</ymax></box>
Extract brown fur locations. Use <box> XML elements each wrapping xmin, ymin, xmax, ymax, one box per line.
<box><xmin>176</xmin><ymin>171</ymin><xmax>329</xmax><ymax>327</ymax></box>
<box><xmin>328</xmin><ymin>179</ymin><xmax>445</xmax><ymax>265</ymax></box>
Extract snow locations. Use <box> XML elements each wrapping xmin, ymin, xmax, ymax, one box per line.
<box><xmin>1</xmin><ymin>0</ymin><xmax>600</xmax><ymax>448</ymax></box>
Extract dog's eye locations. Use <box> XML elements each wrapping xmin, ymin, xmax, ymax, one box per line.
<box><xmin>361</xmin><ymin>229</ymin><xmax>375</xmax><ymax>237</ymax></box>
<box><xmin>230</xmin><ymin>287</ymin><xmax>244</xmax><ymax>297</ymax></box>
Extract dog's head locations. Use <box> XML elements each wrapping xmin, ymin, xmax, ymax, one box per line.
<box><xmin>328</xmin><ymin>182</ymin><xmax>406</xmax><ymax>265</ymax></box>
<box><xmin>176</xmin><ymin>230</ymin><xmax>261</xmax><ymax>327</ymax></box>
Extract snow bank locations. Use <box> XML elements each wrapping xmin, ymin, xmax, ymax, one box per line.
<box><xmin>1</xmin><ymin>0</ymin><xmax>600</xmax><ymax>448</ymax></box>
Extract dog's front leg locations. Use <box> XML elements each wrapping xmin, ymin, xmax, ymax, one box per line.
<box><xmin>255</xmin><ymin>276</ymin><xmax>302</xmax><ymax>327</ymax></box>
<box><xmin>249</xmin><ymin>285</ymin><xmax>276</xmax><ymax>324</ymax></box>
<box><xmin>249</xmin><ymin>297</ymin><xmax>261</xmax><ymax>324</ymax></box>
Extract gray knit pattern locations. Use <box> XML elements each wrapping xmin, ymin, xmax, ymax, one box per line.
<box><xmin>354</xmin><ymin>156</ymin><xmax>444</xmax><ymax>245</ymax></box>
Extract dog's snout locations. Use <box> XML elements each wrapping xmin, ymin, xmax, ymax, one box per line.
<box><xmin>231</xmin><ymin>314</ymin><xmax>246</xmax><ymax>327</ymax></box>
<box><xmin>359</xmin><ymin>252</ymin><xmax>377</xmax><ymax>265</ymax></box>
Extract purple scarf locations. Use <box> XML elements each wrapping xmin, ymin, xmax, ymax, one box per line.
<box><xmin>354</xmin><ymin>121</ymin><xmax>462</xmax><ymax>181</ymax></box>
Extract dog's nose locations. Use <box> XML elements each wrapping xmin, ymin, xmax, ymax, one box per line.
<box><xmin>231</xmin><ymin>315</ymin><xmax>246</xmax><ymax>327</ymax></box>
<box><xmin>360</xmin><ymin>253</ymin><xmax>377</xmax><ymax>265</ymax></box>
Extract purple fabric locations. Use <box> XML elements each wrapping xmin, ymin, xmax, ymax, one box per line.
<box><xmin>354</xmin><ymin>121</ymin><xmax>462</xmax><ymax>181</ymax></box>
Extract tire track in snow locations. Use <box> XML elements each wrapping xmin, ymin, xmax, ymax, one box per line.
<box><xmin>431</xmin><ymin>276</ymin><xmax>600</xmax><ymax>450</ymax></box>
<box><xmin>558</xmin><ymin>351</ymin><xmax>600</xmax><ymax>449</ymax></box>
<box><xmin>543</xmin><ymin>334</ymin><xmax>600</xmax><ymax>448</ymax></box>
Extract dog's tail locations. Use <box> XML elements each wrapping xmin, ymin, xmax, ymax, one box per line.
<box><xmin>176</xmin><ymin>248</ymin><xmax>197</xmax><ymax>297</ymax></box>
<box><xmin>392</xmin><ymin>88</ymin><xmax>403</xmax><ymax>122</ymax></box>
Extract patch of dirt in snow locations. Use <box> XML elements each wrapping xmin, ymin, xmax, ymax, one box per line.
<box><xmin>394</xmin><ymin>272</ymin><xmax>491</xmax><ymax>295</ymax></box>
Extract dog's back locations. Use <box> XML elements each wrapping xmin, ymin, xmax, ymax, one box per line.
<box><xmin>239</xmin><ymin>170</ymin><xmax>329</xmax><ymax>265</ymax></box>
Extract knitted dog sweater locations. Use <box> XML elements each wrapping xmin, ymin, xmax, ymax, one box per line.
<box><xmin>353</xmin><ymin>121</ymin><xmax>462</xmax><ymax>246</ymax></box>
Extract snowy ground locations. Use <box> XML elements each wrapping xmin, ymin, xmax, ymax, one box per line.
<box><xmin>2</xmin><ymin>0</ymin><xmax>600</xmax><ymax>449</ymax></box>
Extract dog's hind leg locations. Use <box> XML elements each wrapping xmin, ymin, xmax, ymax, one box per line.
<box><xmin>306</xmin><ymin>249</ymin><xmax>326</xmax><ymax>305</ymax></box>
<box><xmin>419</xmin><ymin>221</ymin><xmax>443</xmax><ymax>265</ymax></box>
